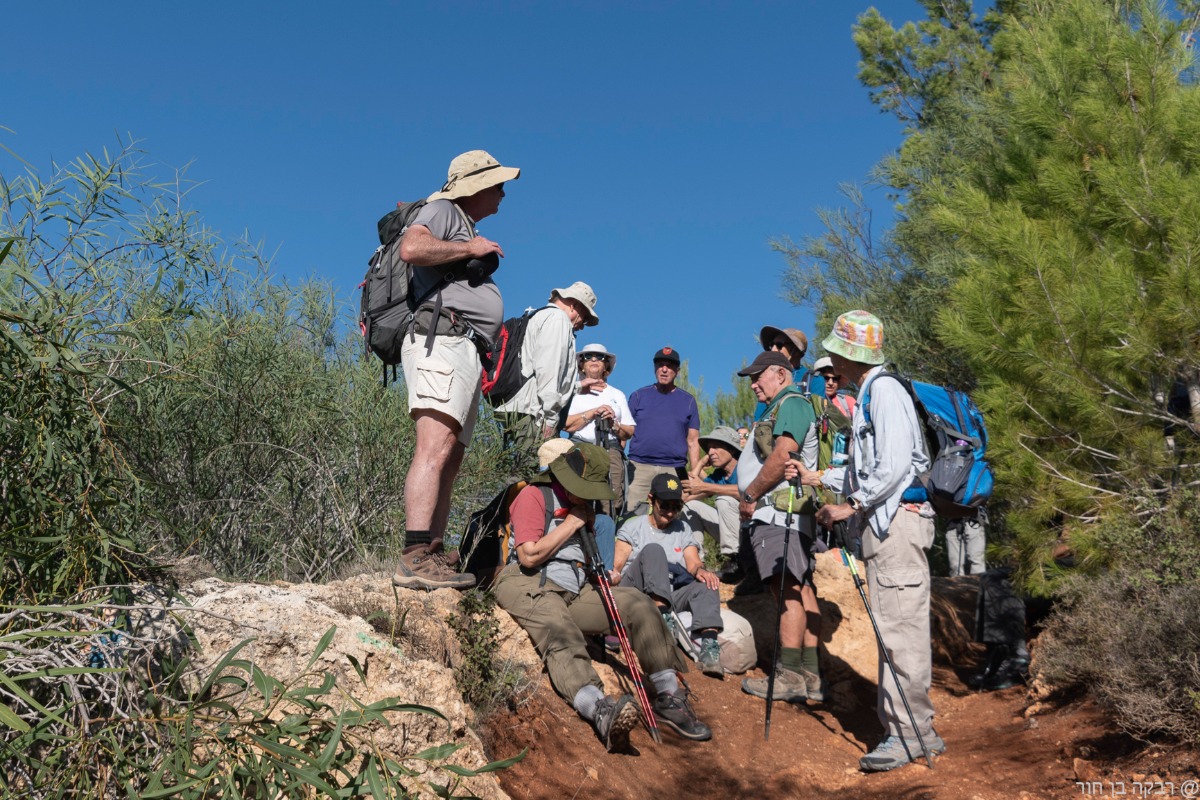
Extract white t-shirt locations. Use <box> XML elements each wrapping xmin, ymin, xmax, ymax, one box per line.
<box><xmin>616</xmin><ymin>514</ymin><xmax>697</xmax><ymax>577</ymax></box>
<box><xmin>568</xmin><ymin>383</ymin><xmax>634</xmax><ymax>444</ymax></box>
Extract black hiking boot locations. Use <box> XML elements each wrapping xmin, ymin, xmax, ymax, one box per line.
<box><xmin>593</xmin><ymin>694</ymin><xmax>639</xmax><ymax>752</ymax></box>
<box><xmin>654</xmin><ymin>689</ymin><xmax>712</xmax><ymax>741</ymax></box>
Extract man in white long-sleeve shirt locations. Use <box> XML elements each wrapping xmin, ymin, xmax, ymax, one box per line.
<box><xmin>495</xmin><ymin>282</ymin><xmax>599</xmax><ymax>459</ymax></box>
<box><xmin>795</xmin><ymin>310</ymin><xmax>944</xmax><ymax>773</ymax></box>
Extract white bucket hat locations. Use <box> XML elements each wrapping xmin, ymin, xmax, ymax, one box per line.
<box><xmin>550</xmin><ymin>281</ymin><xmax>599</xmax><ymax>327</ymax></box>
<box><xmin>426</xmin><ymin>150</ymin><xmax>521</xmax><ymax>202</ymax></box>
<box><xmin>813</xmin><ymin>356</ymin><xmax>834</xmax><ymax>373</ymax></box>
<box><xmin>577</xmin><ymin>342</ymin><xmax>617</xmax><ymax>374</ymax></box>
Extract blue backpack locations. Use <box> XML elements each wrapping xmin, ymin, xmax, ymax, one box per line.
<box><xmin>861</xmin><ymin>372</ymin><xmax>994</xmax><ymax>519</ymax></box>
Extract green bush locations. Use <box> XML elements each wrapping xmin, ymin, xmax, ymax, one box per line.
<box><xmin>0</xmin><ymin>139</ymin><xmax>521</xmax><ymax>796</ymax></box>
<box><xmin>448</xmin><ymin>590</ymin><xmax>531</xmax><ymax>718</ymax></box>
<box><xmin>1036</xmin><ymin>489</ymin><xmax>1200</xmax><ymax>744</ymax></box>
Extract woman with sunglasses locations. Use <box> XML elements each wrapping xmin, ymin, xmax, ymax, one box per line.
<box><xmin>563</xmin><ymin>343</ymin><xmax>634</xmax><ymax>511</ymax></box>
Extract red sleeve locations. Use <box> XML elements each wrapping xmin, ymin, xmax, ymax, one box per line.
<box><xmin>510</xmin><ymin>485</ymin><xmax>548</xmax><ymax>549</ymax></box>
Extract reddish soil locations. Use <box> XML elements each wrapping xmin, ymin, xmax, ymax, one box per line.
<box><xmin>483</xmin><ymin>663</ymin><xmax>1197</xmax><ymax>800</ymax></box>
<box><xmin>480</xmin><ymin>575</ymin><xmax>1199</xmax><ymax>800</ymax></box>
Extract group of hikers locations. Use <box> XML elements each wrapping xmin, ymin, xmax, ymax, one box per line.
<box><xmin>380</xmin><ymin>149</ymin><xmax>984</xmax><ymax>772</ymax></box>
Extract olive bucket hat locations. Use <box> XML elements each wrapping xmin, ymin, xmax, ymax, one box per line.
<box><xmin>546</xmin><ymin>443</ymin><xmax>615</xmax><ymax>502</ymax></box>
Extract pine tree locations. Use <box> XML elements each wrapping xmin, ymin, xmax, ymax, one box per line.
<box><xmin>932</xmin><ymin>0</ymin><xmax>1200</xmax><ymax>588</ymax></box>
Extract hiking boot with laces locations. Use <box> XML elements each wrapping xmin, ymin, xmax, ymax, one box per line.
<box><xmin>741</xmin><ymin>665</ymin><xmax>807</xmax><ymax>702</ymax></box>
<box><xmin>392</xmin><ymin>545</ymin><xmax>476</xmax><ymax>590</ymax></box>
<box><xmin>859</xmin><ymin>732</ymin><xmax>945</xmax><ymax>772</ymax></box>
<box><xmin>698</xmin><ymin>638</ymin><xmax>723</xmax><ymax>678</ymax></box>
<box><xmin>654</xmin><ymin>689</ymin><xmax>711</xmax><ymax>741</ymax></box>
<box><xmin>660</xmin><ymin>610</ymin><xmax>677</xmax><ymax>639</ymax></box>
<box><xmin>800</xmin><ymin>667</ymin><xmax>825</xmax><ymax>703</ymax></box>
<box><xmin>593</xmin><ymin>693</ymin><xmax>639</xmax><ymax>753</ymax></box>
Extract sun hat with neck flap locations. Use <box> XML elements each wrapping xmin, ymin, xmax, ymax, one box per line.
<box><xmin>537</xmin><ymin>443</ymin><xmax>615</xmax><ymax>502</ymax></box>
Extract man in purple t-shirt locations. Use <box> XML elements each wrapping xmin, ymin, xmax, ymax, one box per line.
<box><xmin>625</xmin><ymin>347</ymin><xmax>702</xmax><ymax>514</ymax></box>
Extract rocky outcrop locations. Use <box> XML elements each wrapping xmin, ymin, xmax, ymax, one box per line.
<box><xmin>175</xmin><ymin>573</ymin><xmax>544</xmax><ymax>800</ymax></box>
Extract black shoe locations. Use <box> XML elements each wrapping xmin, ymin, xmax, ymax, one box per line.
<box><xmin>733</xmin><ymin>576</ymin><xmax>765</xmax><ymax>596</ymax></box>
<box><xmin>594</xmin><ymin>694</ymin><xmax>639</xmax><ymax>752</ymax></box>
<box><xmin>967</xmin><ymin>644</ymin><xmax>1005</xmax><ymax>689</ymax></box>
<box><xmin>654</xmin><ymin>689</ymin><xmax>712</xmax><ymax>741</ymax></box>
<box><xmin>982</xmin><ymin>657</ymin><xmax>1029</xmax><ymax>691</ymax></box>
<box><xmin>717</xmin><ymin>562</ymin><xmax>744</xmax><ymax>584</ymax></box>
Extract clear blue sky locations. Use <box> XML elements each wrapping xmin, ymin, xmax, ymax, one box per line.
<box><xmin>4</xmin><ymin>1</ymin><xmax>918</xmax><ymax>396</ymax></box>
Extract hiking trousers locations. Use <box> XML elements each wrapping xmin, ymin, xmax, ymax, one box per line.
<box><xmin>493</xmin><ymin>565</ymin><xmax>686</xmax><ymax>703</ymax></box>
<box><xmin>621</xmin><ymin>543</ymin><xmax>723</xmax><ymax>633</ymax></box>
<box><xmin>683</xmin><ymin>496</ymin><xmax>741</xmax><ymax>557</ymax></box>
<box><xmin>863</xmin><ymin>507</ymin><xmax>936</xmax><ymax>741</ymax></box>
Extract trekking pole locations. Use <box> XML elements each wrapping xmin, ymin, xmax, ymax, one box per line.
<box><xmin>764</xmin><ymin>477</ymin><xmax>798</xmax><ymax>741</ymax></box>
<box><xmin>578</xmin><ymin>521</ymin><xmax>662</xmax><ymax>744</ymax></box>
<box><xmin>669</xmin><ymin>609</ymin><xmax>699</xmax><ymax>659</ymax></box>
<box><xmin>839</xmin><ymin>547</ymin><xmax>935</xmax><ymax>768</ymax></box>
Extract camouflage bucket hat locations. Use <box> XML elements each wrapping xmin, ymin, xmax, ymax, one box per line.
<box><xmin>547</xmin><ymin>443</ymin><xmax>615</xmax><ymax>502</ymax></box>
<box><xmin>821</xmin><ymin>310</ymin><xmax>885</xmax><ymax>365</ymax></box>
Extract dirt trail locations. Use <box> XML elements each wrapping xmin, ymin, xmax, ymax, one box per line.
<box><xmin>485</xmin><ymin>662</ymin><xmax>1200</xmax><ymax>800</ymax></box>
<box><xmin>480</xmin><ymin>572</ymin><xmax>1198</xmax><ymax>800</ymax></box>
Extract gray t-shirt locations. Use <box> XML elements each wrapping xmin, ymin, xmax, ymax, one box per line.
<box><xmin>616</xmin><ymin>514</ymin><xmax>697</xmax><ymax>577</ymax></box>
<box><xmin>408</xmin><ymin>199</ymin><xmax>504</xmax><ymax>343</ymax></box>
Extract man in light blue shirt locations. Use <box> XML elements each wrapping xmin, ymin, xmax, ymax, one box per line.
<box><xmin>796</xmin><ymin>310</ymin><xmax>942</xmax><ymax>773</ymax></box>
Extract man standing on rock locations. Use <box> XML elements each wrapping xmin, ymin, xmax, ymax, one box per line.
<box><xmin>494</xmin><ymin>281</ymin><xmax>601</xmax><ymax>461</ymax></box>
<box><xmin>393</xmin><ymin>150</ymin><xmax>519</xmax><ymax>591</ymax></box>
<box><xmin>796</xmin><ymin>310</ymin><xmax>944</xmax><ymax>772</ymax></box>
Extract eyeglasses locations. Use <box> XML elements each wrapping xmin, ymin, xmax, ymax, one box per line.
<box><xmin>581</xmin><ymin>353</ymin><xmax>607</xmax><ymax>362</ymax></box>
<box><xmin>769</xmin><ymin>340</ymin><xmax>791</xmax><ymax>350</ymax></box>
<box><xmin>653</xmin><ymin>499</ymin><xmax>683</xmax><ymax>512</ymax></box>
<box><xmin>821</xmin><ymin>372</ymin><xmax>839</xmax><ymax>381</ymax></box>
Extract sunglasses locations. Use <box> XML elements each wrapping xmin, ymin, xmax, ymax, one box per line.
<box><xmin>581</xmin><ymin>353</ymin><xmax>607</xmax><ymax>362</ymax></box>
<box><xmin>653</xmin><ymin>499</ymin><xmax>683</xmax><ymax>512</ymax></box>
<box><xmin>769</xmin><ymin>340</ymin><xmax>791</xmax><ymax>350</ymax></box>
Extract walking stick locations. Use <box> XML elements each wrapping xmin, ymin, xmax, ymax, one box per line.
<box><xmin>578</xmin><ymin>521</ymin><xmax>662</xmax><ymax>744</ymax></box>
<box><xmin>839</xmin><ymin>547</ymin><xmax>935</xmax><ymax>768</ymax></box>
<box><xmin>764</xmin><ymin>478</ymin><xmax>798</xmax><ymax>741</ymax></box>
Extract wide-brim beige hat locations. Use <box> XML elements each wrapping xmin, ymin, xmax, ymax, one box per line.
<box><xmin>427</xmin><ymin>150</ymin><xmax>520</xmax><ymax>202</ymax></box>
<box><xmin>577</xmin><ymin>342</ymin><xmax>616</xmax><ymax>374</ymax></box>
<box><xmin>551</xmin><ymin>281</ymin><xmax>599</xmax><ymax>327</ymax></box>
<box><xmin>537</xmin><ymin>438</ymin><xmax>575</xmax><ymax>470</ymax></box>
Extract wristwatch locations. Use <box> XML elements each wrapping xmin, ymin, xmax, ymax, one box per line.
<box><xmin>848</xmin><ymin>496</ymin><xmax>865</xmax><ymax>516</ymax></box>
<box><xmin>741</xmin><ymin>490</ymin><xmax>756</xmax><ymax>504</ymax></box>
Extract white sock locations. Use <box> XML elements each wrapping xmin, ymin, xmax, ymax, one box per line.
<box><xmin>650</xmin><ymin>669</ymin><xmax>679</xmax><ymax>696</ymax></box>
<box><xmin>573</xmin><ymin>685</ymin><xmax>605</xmax><ymax>720</ymax></box>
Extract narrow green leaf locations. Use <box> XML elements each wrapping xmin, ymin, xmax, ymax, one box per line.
<box><xmin>0</xmin><ymin>703</ymin><xmax>30</xmax><ymax>732</ymax></box>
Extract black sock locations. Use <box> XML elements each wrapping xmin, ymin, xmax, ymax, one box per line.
<box><xmin>405</xmin><ymin>530</ymin><xmax>433</xmax><ymax>549</ymax></box>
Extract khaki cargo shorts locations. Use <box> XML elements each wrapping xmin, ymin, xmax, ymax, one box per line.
<box><xmin>400</xmin><ymin>333</ymin><xmax>481</xmax><ymax>445</ymax></box>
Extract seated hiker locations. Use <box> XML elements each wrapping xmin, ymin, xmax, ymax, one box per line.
<box><xmin>537</xmin><ymin>438</ymin><xmax>617</xmax><ymax>571</ymax></box>
<box><xmin>492</xmin><ymin>443</ymin><xmax>712</xmax><ymax>750</ymax></box>
<box><xmin>681</xmin><ymin>426</ymin><xmax>743</xmax><ymax>582</ymax></box>
<box><xmin>613</xmin><ymin>474</ymin><xmax>725</xmax><ymax>678</ymax></box>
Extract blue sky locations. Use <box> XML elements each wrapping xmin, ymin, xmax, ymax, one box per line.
<box><xmin>4</xmin><ymin>1</ymin><xmax>918</xmax><ymax>395</ymax></box>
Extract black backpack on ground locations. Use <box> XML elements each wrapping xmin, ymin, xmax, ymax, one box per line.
<box><xmin>480</xmin><ymin>306</ymin><xmax>553</xmax><ymax>406</ymax></box>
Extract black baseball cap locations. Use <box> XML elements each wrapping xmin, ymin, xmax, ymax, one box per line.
<box><xmin>737</xmin><ymin>351</ymin><xmax>794</xmax><ymax>377</ymax></box>
<box><xmin>650</xmin><ymin>473</ymin><xmax>684</xmax><ymax>501</ymax></box>
<box><xmin>653</xmin><ymin>346</ymin><xmax>681</xmax><ymax>366</ymax></box>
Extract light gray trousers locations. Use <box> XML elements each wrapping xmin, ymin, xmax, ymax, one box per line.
<box><xmin>864</xmin><ymin>507</ymin><xmax>936</xmax><ymax>741</ymax></box>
